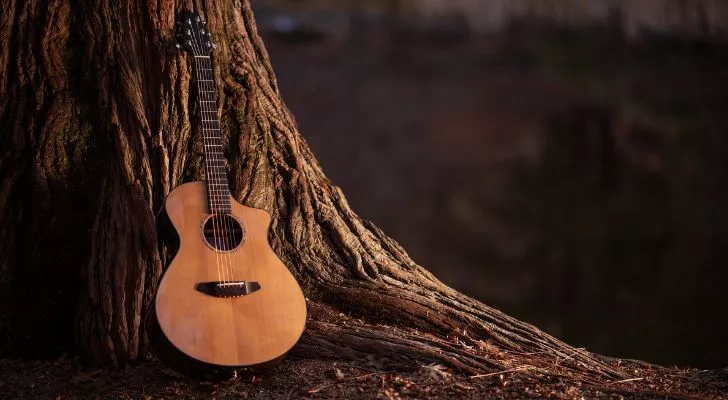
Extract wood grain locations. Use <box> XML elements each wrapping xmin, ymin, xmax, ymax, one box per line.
<box><xmin>155</xmin><ymin>181</ymin><xmax>307</xmax><ymax>367</ymax></box>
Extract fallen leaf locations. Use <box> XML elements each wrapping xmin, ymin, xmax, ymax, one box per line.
<box><xmin>421</xmin><ymin>363</ymin><xmax>451</xmax><ymax>380</ymax></box>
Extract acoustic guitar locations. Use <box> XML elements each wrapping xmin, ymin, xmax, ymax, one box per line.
<box><xmin>150</xmin><ymin>11</ymin><xmax>306</xmax><ymax>374</ymax></box>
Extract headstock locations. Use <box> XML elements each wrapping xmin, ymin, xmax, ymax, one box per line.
<box><xmin>175</xmin><ymin>11</ymin><xmax>216</xmax><ymax>56</ymax></box>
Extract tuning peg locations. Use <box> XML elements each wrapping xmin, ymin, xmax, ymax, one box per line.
<box><xmin>175</xmin><ymin>43</ymin><xmax>181</xmax><ymax>49</ymax></box>
<box><xmin>187</xmin><ymin>19</ymin><xmax>192</xmax><ymax>25</ymax></box>
<box><xmin>201</xmin><ymin>28</ymin><xmax>206</xmax><ymax>34</ymax></box>
<box><xmin>195</xmin><ymin>15</ymin><xmax>201</xmax><ymax>22</ymax></box>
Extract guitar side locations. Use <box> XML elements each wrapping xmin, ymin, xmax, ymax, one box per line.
<box><xmin>150</xmin><ymin>181</ymin><xmax>307</xmax><ymax>372</ymax></box>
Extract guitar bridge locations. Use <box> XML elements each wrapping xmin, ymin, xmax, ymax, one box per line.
<box><xmin>195</xmin><ymin>281</ymin><xmax>261</xmax><ymax>298</ymax></box>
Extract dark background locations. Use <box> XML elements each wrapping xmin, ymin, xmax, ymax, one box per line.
<box><xmin>252</xmin><ymin>0</ymin><xmax>728</xmax><ymax>369</ymax></box>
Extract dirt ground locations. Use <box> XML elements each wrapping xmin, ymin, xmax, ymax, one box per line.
<box><xmin>1</xmin><ymin>355</ymin><xmax>726</xmax><ymax>399</ymax></box>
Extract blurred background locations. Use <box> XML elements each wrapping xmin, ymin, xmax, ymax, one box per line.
<box><xmin>250</xmin><ymin>0</ymin><xmax>728</xmax><ymax>369</ymax></box>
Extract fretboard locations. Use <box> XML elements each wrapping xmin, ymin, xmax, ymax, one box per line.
<box><xmin>193</xmin><ymin>56</ymin><xmax>231</xmax><ymax>214</ymax></box>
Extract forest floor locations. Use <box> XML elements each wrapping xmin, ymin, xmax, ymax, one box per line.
<box><xmin>1</xmin><ymin>356</ymin><xmax>726</xmax><ymax>399</ymax></box>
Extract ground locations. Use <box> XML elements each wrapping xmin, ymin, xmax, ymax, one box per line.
<box><xmin>1</xmin><ymin>355</ymin><xmax>726</xmax><ymax>399</ymax></box>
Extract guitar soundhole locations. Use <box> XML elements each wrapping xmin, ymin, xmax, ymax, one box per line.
<box><xmin>201</xmin><ymin>214</ymin><xmax>245</xmax><ymax>252</ymax></box>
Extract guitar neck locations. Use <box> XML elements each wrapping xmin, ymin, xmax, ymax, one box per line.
<box><xmin>192</xmin><ymin>55</ymin><xmax>231</xmax><ymax>215</ymax></box>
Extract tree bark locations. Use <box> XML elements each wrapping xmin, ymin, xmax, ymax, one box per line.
<box><xmin>0</xmin><ymin>0</ymin><xmax>626</xmax><ymax>380</ymax></box>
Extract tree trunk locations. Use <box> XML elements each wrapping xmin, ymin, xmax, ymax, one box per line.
<box><xmin>0</xmin><ymin>0</ymin><xmax>626</xmax><ymax>380</ymax></box>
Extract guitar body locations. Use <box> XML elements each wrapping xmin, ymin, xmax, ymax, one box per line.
<box><xmin>152</xmin><ymin>181</ymin><xmax>307</xmax><ymax>370</ymax></box>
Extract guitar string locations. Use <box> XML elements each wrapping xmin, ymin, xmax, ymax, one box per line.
<box><xmin>200</xmin><ymin>55</ymin><xmax>239</xmax><ymax>281</ymax></box>
<box><xmin>194</xmin><ymin>26</ymin><xmax>232</xmax><ymax>284</ymax></box>
<box><xmin>190</xmin><ymin>23</ymin><xmax>225</xmax><ymax>284</ymax></box>
<box><xmin>194</xmin><ymin>25</ymin><xmax>235</xmax><ymax>284</ymax></box>
<box><xmin>199</xmin><ymin>55</ymin><xmax>237</xmax><ymax>282</ymax></box>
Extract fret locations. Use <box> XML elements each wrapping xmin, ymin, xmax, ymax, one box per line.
<box><xmin>193</xmin><ymin>57</ymin><xmax>233</xmax><ymax>215</ymax></box>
